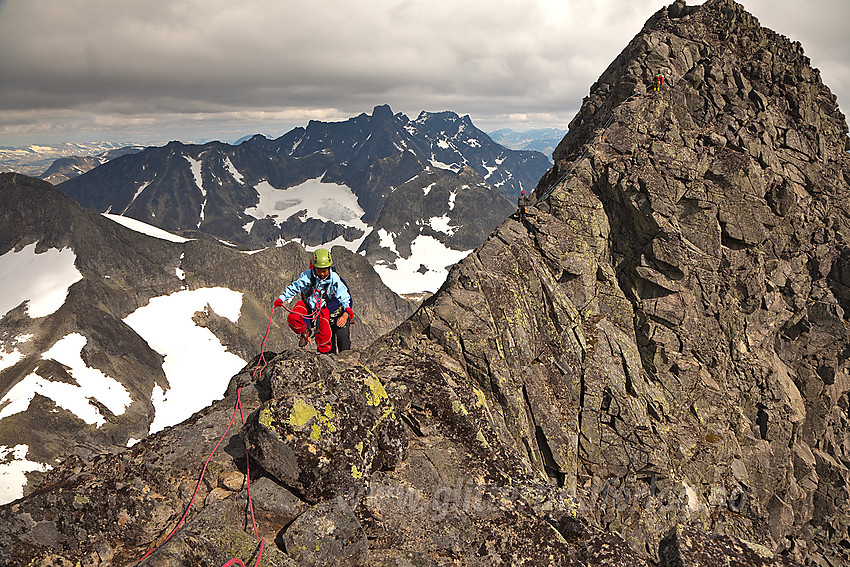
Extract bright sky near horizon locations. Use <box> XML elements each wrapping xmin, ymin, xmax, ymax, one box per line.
<box><xmin>0</xmin><ymin>0</ymin><xmax>846</xmax><ymax>147</ymax></box>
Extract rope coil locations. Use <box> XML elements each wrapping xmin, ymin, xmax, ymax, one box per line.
<box><xmin>280</xmin><ymin>289</ymin><xmax>338</xmax><ymax>349</ymax></box>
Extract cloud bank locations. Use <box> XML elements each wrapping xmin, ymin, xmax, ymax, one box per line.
<box><xmin>0</xmin><ymin>0</ymin><xmax>846</xmax><ymax>145</ymax></box>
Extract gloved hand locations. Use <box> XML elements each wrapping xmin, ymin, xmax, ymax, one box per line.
<box><xmin>274</xmin><ymin>298</ymin><xmax>284</xmax><ymax>307</ymax></box>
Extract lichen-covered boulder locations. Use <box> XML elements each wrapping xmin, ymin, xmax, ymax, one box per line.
<box><xmin>241</xmin><ymin>352</ymin><xmax>408</xmax><ymax>504</ymax></box>
<box><xmin>659</xmin><ymin>525</ymin><xmax>798</xmax><ymax>567</ymax></box>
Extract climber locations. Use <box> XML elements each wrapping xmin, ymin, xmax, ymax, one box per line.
<box><xmin>518</xmin><ymin>189</ymin><xmax>530</xmax><ymax>222</ymax></box>
<box><xmin>274</xmin><ymin>248</ymin><xmax>354</xmax><ymax>354</ymax></box>
<box><xmin>652</xmin><ymin>73</ymin><xmax>664</xmax><ymax>92</ymax></box>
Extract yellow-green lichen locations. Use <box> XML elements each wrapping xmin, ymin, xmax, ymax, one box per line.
<box><xmin>289</xmin><ymin>399</ymin><xmax>318</xmax><ymax>427</ymax></box>
<box><xmin>351</xmin><ymin>464</ymin><xmax>363</xmax><ymax>479</ymax></box>
<box><xmin>289</xmin><ymin>399</ymin><xmax>337</xmax><ymax>441</ymax></box>
<box><xmin>364</xmin><ymin>373</ymin><xmax>388</xmax><ymax>407</ymax></box>
<box><xmin>258</xmin><ymin>405</ymin><xmax>276</xmax><ymax>428</ymax></box>
<box><xmin>451</xmin><ymin>399</ymin><xmax>469</xmax><ymax>416</ymax></box>
<box><xmin>472</xmin><ymin>387</ymin><xmax>488</xmax><ymax>409</ymax></box>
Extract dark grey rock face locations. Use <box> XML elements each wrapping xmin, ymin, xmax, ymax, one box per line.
<box><xmin>1</xmin><ymin>0</ymin><xmax>848</xmax><ymax>566</ymax></box>
<box><xmin>412</xmin><ymin>0</ymin><xmax>848</xmax><ymax>562</ymax></box>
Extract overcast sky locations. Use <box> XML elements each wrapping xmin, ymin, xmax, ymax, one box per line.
<box><xmin>0</xmin><ymin>0</ymin><xmax>847</xmax><ymax>147</ymax></box>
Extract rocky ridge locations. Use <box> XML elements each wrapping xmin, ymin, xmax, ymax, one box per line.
<box><xmin>1</xmin><ymin>0</ymin><xmax>849</xmax><ymax>565</ymax></box>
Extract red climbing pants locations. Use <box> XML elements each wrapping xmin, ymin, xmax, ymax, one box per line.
<box><xmin>287</xmin><ymin>300</ymin><xmax>332</xmax><ymax>353</ymax></box>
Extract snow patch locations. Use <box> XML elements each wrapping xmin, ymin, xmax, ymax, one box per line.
<box><xmin>0</xmin><ymin>349</ymin><xmax>23</xmax><ymax>373</ymax></box>
<box><xmin>123</xmin><ymin>287</ymin><xmax>245</xmax><ymax>434</ymax></box>
<box><xmin>0</xmin><ymin>243</ymin><xmax>82</xmax><ymax>320</ymax></box>
<box><xmin>428</xmin><ymin>215</ymin><xmax>460</xmax><ymax>236</ymax></box>
<box><xmin>377</xmin><ymin>229</ymin><xmax>398</xmax><ymax>254</ymax></box>
<box><xmin>223</xmin><ymin>156</ymin><xmax>244</xmax><ymax>184</ymax></box>
<box><xmin>244</xmin><ymin>177</ymin><xmax>370</xmax><ymax>252</ymax></box>
<box><xmin>375</xmin><ymin>235</ymin><xmax>471</xmax><ymax>295</ymax></box>
<box><xmin>429</xmin><ymin>159</ymin><xmax>459</xmax><ymax>172</ymax></box>
<box><xmin>422</xmin><ymin>182</ymin><xmax>436</xmax><ymax>196</ymax></box>
<box><xmin>102</xmin><ymin>213</ymin><xmax>191</xmax><ymax>243</ymax></box>
<box><xmin>0</xmin><ymin>445</ymin><xmax>52</xmax><ymax>505</ymax></box>
<box><xmin>123</xmin><ymin>180</ymin><xmax>151</xmax><ymax>214</ymax></box>
<box><xmin>185</xmin><ymin>155</ymin><xmax>206</xmax><ymax>227</ymax></box>
<box><xmin>0</xmin><ymin>333</ymin><xmax>132</xmax><ymax>427</ymax></box>
<box><xmin>185</xmin><ymin>155</ymin><xmax>205</xmax><ymax>196</ymax></box>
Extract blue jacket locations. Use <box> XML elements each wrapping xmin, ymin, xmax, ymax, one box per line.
<box><xmin>279</xmin><ymin>269</ymin><xmax>352</xmax><ymax>313</ymax></box>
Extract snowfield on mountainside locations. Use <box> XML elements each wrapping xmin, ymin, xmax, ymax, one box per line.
<box><xmin>373</xmin><ymin>232</ymin><xmax>472</xmax><ymax>295</ymax></box>
<box><xmin>0</xmin><ymin>444</ymin><xmax>51</xmax><ymax>504</ymax></box>
<box><xmin>0</xmin><ymin>333</ymin><xmax>132</xmax><ymax>426</ymax></box>
<box><xmin>123</xmin><ymin>287</ymin><xmax>246</xmax><ymax>435</ymax></box>
<box><xmin>0</xmin><ymin>243</ymin><xmax>82</xmax><ymax>319</ymax></box>
<box><xmin>0</xmin><ymin>241</ymin><xmax>249</xmax><ymax>503</ymax></box>
<box><xmin>242</xmin><ymin>176</ymin><xmax>371</xmax><ymax>252</ymax></box>
<box><xmin>103</xmin><ymin>213</ymin><xmax>192</xmax><ymax>243</ymax></box>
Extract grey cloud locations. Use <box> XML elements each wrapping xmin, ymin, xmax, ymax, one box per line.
<box><xmin>0</xmin><ymin>0</ymin><xmax>846</xmax><ymax>145</ymax></box>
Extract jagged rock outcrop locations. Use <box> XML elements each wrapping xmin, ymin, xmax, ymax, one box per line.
<box><xmin>1</xmin><ymin>0</ymin><xmax>848</xmax><ymax>565</ymax></box>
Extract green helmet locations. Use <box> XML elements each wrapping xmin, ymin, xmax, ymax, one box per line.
<box><xmin>312</xmin><ymin>248</ymin><xmax>333</xmax><ymax>268</ymax></box>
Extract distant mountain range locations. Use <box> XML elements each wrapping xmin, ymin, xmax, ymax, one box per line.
<box><xmin>57</xmin><ymin>105</ymin><xmax>553</xmax><ymax>294</ymax></box>
<box><xmin>0</xmin><ymin>142</ymin><xmax>145</xmax><ymax>178</ymax></box>
<box><xmin>38</xmin><ymin>146</ymin><xmax>146</xmax><ymax>184</ymax></box>
<box><xmin>489</xmin><ymin>127</ymin><xmax>568</xmax><ymax>156</ymax></box>
<box><xmin>0</xmin><ymin>127</ymin><xmax>560</xmax><ymax>179</ymax></box>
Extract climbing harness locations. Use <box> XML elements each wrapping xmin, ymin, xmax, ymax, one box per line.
<box><xmin>135</xmin><ymin>306</ymin><xmax>278</xmax><ymax>567</ymax></box>
<box><xmin>281</xmin><ymin>287</ymin><xmax>334</xmax><ymax>349</ymax></box>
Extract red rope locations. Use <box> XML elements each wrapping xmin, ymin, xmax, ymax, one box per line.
<box><xmin>137</xmin><ymin>306</ymin><xmax>276</xmax><ymax>566</ymax></box>
<box><xmin>250</xmin><ymin>303</ymin><xmax>277</xmax><ymax>380</ymax></box>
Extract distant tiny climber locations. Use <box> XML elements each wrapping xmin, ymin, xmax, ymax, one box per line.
<box><xmin>652</xmin><ymin>73</ymin><xmax>664</xmax><ymax>91</ymax></box>
<box><xmin>518</xmin><ymin>189</ymin><xmax>530</xmax><ymax>222</ymax></box>
<box><xmin>274</xmin><ymin>248</ymin><xmax>353</xmax><ymax>354</ymax></box>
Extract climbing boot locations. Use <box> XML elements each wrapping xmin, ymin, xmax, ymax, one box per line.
<box><xmin>298</xmin><ymin>331</ymin><xmax>312</xmax><ymax>348</ymax></box>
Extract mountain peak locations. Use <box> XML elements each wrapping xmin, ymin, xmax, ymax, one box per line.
<box><xmin>371</xmin><ymin>103</ymin><xmax>394</xmax><ymax>121</ymax></box>
<box><xmin>552</xmin><ymin>0</ymin><xmax>847</xmax><ymax>165</ymax></box>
